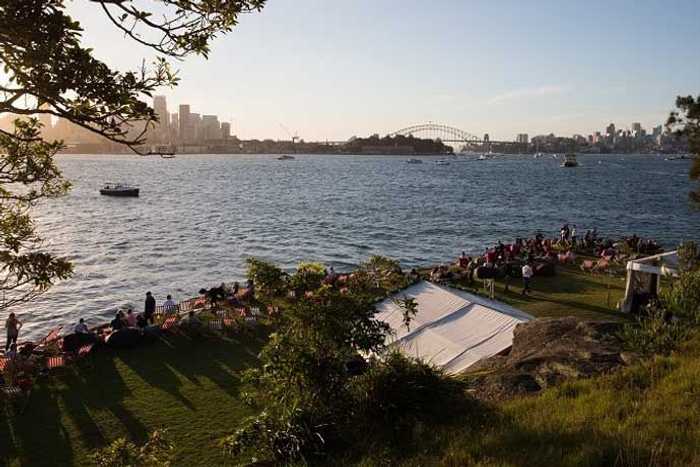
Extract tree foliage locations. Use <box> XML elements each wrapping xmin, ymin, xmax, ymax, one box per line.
<box><xmin>90</xmin><ymin>429</ymin><xmax>172</xmax><ymax>467</ymax></box>
<box><xmin>667</xmin><ymin>95</ymin><xmax>700</xmax><ymax>202</ymax></box>
<box><xmin>0</xmin><ymin>0</ymin><xmax>265</xmax><ymax>310</ymax></box>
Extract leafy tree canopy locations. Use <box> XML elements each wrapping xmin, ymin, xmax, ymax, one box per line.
<box><xmin>667</xmin><ymin>95</ymin><xmax>700</xmax><ymax>202</ymax></box>
<box><xmin>0</xmin><ymin>0</ymin><xmax>265</xmax><ymax>310</ymax></box>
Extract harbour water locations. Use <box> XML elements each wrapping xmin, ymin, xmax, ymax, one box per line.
<box><xmin>11</xmin><ymin>153</ymin><xmax>700</xmax><ymax>338</ymax></box>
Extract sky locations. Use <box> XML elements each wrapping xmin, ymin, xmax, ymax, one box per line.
<box><xmin>69</xmin><ymin>0</ymin><xmax>700</xmax><ymax>141</ymax></box>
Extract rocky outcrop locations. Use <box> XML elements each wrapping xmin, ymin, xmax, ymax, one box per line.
<box><xmin>463</xmin><ymin>317</ymin><xmax>627</xmax><ymax>401</ymax></box>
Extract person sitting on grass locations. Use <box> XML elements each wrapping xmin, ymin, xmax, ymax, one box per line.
<box><xmin>111</xmin><ymin>312</ymin><xmax>126</xmax><ymax>331</ymax></box>
<box><xmin>74</xmin><ymin>318</ymin><xmax>89</xmax><ymax>334</ymax></box>
<box><xmin>126</xmin><ymin>309</ymin><xmax>137</xmax><ymax>327</ymax></box>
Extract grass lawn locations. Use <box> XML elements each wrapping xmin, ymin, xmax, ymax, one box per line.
<box><xmin>448</xmin><ymin>261</ymin><xmax>629</xmax><ymax>321</ymax></box>
<box><xmin>355</xmin><ymin>331</ymin><xmax>700</xmax><ymax>466</ymax></box>
<box><xmin>1</xmin><ymin>264</ymin><xmax>634</xmax><ymax>466</ymax></box>
<box><xmin>1</xmin><ymin>327</ymin><xmax>267</xmax><ymax>466</ymax></box>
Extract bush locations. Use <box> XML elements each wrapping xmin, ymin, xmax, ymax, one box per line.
<box><xmin>349</xmin><ymin>352</ymin><xmax>471</xmax><ymax>439</ymax></box>
<box><xmin>288</xmin><ymin>262</ymin><xmax>327</xmax><ymax>294</ymax></box>
<box><xmin>619</xmin><ymin>302</ymin><xmax>688</xmax><ymax>356</ymax></box>
<box><xmin>246</xmin><ymin>258</ymin><xmax>287</xmax><ymax>298</ymax></box>
<box><xmin>662</xmin><ymin>268</ymin><xmax>700</xmax><ymax>325</ymax></box>
<box><xmin>90</xmin><ymin>429</ymin><xmax>171</xmax><ymax>467</ymax></box>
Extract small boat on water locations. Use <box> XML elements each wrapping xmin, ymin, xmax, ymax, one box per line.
<box><xmin>435</xmin><ymin>160</ymin><xmax>450</xmax><ymax>165</ymax></box>
<box><xmin>277</xmin><ymin>155</ymin><xmax>295</xmax><ymax>160</ymax></box>
<box><xmin>561</xmin><ymin>153</ymin><xmax>579</xmax><ymax>168</ymax></box>
<box><xmin>160</xmin><ymin>153</ymin><xmax>176</xmax><ymax>159</ymax></box>
<box><xmin>477</xmin><ymin>154</ymin><xmax>489</xmax><ymax>161</ymax></box>
<box><xmin>665</xmin><ymin>154</ymin><xmax>696</xmax><ymax>161</ymax></box>
<box><xmin>100</xmin><ymin>183</ymin><xmax>139</xmax><ymax>197</ymax></box>
<box><xmin>406</xmin><ymin>158</ymin><xmax>423</xmax><ymax>164</ymax></box>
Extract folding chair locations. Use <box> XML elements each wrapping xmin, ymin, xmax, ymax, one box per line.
<box><xmin>208</xmin><ymin>319</ymin><xmax>223</xmax><ymax>331</ymax></box>
<box><xmin>77</xmin><ymin>343</ymin><xmax>95</xmax><ymax>359</ymax></box>
<box><xmin>0</xmin><ymin>357</ymin><xmax>8</xmax><ymax>373</ymax></box>
<box><xmin>160</xmin><ymin>315</ymin><xmax>180</xmax><ymax>333</ymax></box>
<box><xmin>46</xmin><ymin>355</ymin><xmax>67</xmax><ymax>371</ymax></box>
<box><xmin>37</xmin><ymin>326</ymin><xmax>63</xmax><ymax>347</ymax></box>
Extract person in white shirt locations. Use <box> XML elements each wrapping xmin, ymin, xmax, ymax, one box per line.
<box><xmin>521</xmin><ymin>263</ymin><xmax>534</xmax><ymax>296</ymax></box>
<box><xmin>74</xmin><ymin>318</ymin><xmax>89</xmax><ymax>334</ymax></box>
<box><xmin>163</xmin><ymin>294</ymin><xmax>177</xmax><ymax>314</ymax></box>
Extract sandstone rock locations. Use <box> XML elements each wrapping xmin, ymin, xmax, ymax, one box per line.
<box><xmin>463</xmin><ymin>317</ymin><xmax>625</xmax><ymax>401</ymax></box>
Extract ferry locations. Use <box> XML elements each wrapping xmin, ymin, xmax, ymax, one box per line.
<box><xmin>561</xmin><ymin>153</ymin><xmax>579</xmax><ymax>168</ymax></box>
<box><xmin>277</xmin><ymin>155</ymin><xmax>295</xmax><ymax>160</ymax></box>
<box><xmin>147</xmin><ymin>145</ymin><xmax>176</xmax><ymax>157</ymax></box>
<box><xmin>100</xmin><ymin>183</ymin><xmax>139</xmax><ymax>197</ymax></box>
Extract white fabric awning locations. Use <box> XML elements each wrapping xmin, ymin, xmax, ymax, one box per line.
<box><xmin>375</xmin><ymin>281</ymin><xmax>533</xmax><ymax>374</ymax></box>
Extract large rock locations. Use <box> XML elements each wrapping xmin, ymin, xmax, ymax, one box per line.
<box><xmin>463</xmin><ymin>317</ymin><xmax>626</xmax><ymax>401</ymax></box>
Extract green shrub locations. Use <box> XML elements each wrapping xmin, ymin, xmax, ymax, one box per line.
<box><xmin>662</xmin><ymin>268</ymin><xmax>700</xmax><ymax>325</ymax></box>
<box><xmin>349</xmin><ymin>352</ymin><xmax>472</xmax><ymax>439</ymax></box>
<box><xmin>288</xmin><ymin>261</ymin><xmax>327</xmax><ymax>294</ymax></box>
<box><xmin>90</xmin><ymin>429</ymin><xmax>171</xmax><ymax>467</ymax></box>
<box><xmin>246</xmin><ymin>258</ymin><xmax>287</xmax><ymax>298</ymax></box>
<box><xmin>619</xmin><ymin>303</ymin><xmax>688</xmax><ymax>356</ymax></box>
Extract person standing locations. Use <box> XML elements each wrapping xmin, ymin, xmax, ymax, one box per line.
<box><xmin>163</xmin><ymin>295</ymin><xmax>176</xmax><ymax>314</ymax></box>
<box><xmin>521</xmin><ymin>262</ymin><xmax>534</xmax><ymax>296</ymax></box>
<box><xmin>144</xmin><ymin>291</ymin><xmax>156</xmax><ymax>324</ymax></box>
<box><xmin>5</xmin><ymin>312</ymin><xmax>22</xmax><ymax>351</ymax></box>
<box><xmin>571</xmin><ymin>225</ymin><xmax>577</xmax><ymax>248</ymax></box>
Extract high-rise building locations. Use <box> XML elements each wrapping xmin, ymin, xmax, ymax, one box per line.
<box><xmin>178</xmin><ymin>104</ymin><xmax>192</xmax><ymax>143</ymax></box>
<box><xmin>153</xmin><ymin>96</ymin><xmax>169</xmax><ymax>142</ymax></box>
<box><xmin>190</xmin><ymin>113</ymin><xmax>201</xmax><ymax>142</ymax></box>
<box><xmin>170</xmin><ymin>113</ymin><xmax>178</xmax><ymax>140</ymax></box>
<box><xmin>201</xmin><ymin>115</ymin><xmax>220</xmax><ymax>141</ymax></box>
<box><xmin>516</xmin><ymin>133</ymin><xmax>528</xmax><ymax>144</ymax></box>
<box><xmin>605</xmin><ymin>123</ymin><xmax>615</xmax><ymax>142</ymax></box>
<box><xmin>631</xmin><ymin>122</ymin><xmax>643</xmax><ymax>138</ymax></box>
<box><xmin>221</xmin><ymin>122</ymin><xmax>231</xmax><ymax>140</ymax></box>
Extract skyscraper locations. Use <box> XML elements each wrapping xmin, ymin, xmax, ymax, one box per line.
<box><xmin>221</xmin><ymin>122</ymin><xmax>231</xmax><ymax>140</ymax></box>
<box><xmin>153</xmin><ymin>96</ymin><xmax>169</xmax><ymax>142</ymax></box>
<box><xmin>178</xmin><ymin>104</ymin><xmax>192</xmax><ymax>143</ymax></box>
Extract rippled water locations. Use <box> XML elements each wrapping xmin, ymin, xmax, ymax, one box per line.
<box><xmin>8</xmin><ymin>153</ymin><xmax>700</xmax><ymax>338</ymax></box>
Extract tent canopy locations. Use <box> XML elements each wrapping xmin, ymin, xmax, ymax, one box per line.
<box><xmin>621</xmin><ymin>250</ymin><xmax>678</xmax><ymax>313</ymax></box>
<box><xmin>375</xmin><ymin>281</ymin><xmax>533</xmax><ymax>375</ymax></box>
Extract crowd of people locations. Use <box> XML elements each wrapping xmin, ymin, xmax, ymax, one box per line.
<box><xmin>433</xmin><ymin>225</ymin><xmax>663</xmax><ymax>296</ymax></box>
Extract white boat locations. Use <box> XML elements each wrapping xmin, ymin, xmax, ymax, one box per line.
<box><xmin>277</xmin><ymin>155</ymin><xmax>295</xmax><ymax>160</ymax></box>
<box><xmin>477</xmin><ymin>154</ymin><xmax>489</xmax><ymax>161</ymax></box>
<box><xmin>406</xmin><ymin>158</ymin><xmax>423</xmax><ymax>164</ymax></box>
<box><xmin>435</xmin><ymin>160</ymin><xmax>450</xmax><ymax>165</ymax></box>
<box><xmin>561</xmin><ymin>153</ymin><xmax>579</xmax><ymax>168</ymax></box>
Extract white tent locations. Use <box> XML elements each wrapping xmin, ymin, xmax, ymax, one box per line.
<box><xmin>620</xmin><ymin>250</ymin><xmax>679</xmax><ymax>313</ymax></box>
<box><xmin>375</xmin><ymin>281</ymin><xmax>533</xmax><ymax>375</ymax></box>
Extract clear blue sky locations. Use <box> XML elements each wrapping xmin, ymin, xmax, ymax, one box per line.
<box><xmin>71</xmin><ymin>0</ymin><xmax>700</xmax><ymax>141</ymax></box>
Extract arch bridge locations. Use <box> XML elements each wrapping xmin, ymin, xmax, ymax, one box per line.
<box><xmin>388</xmin><ymin>123</ymin><xmax>482</xmax><ymax>144</ymax></box>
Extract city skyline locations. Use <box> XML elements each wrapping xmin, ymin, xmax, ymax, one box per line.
<box><xmin>65</xmin><ymin>0</ymin><xmax>700</xmax><ymax>142</ymax></box>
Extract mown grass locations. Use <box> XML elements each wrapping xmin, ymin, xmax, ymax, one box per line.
<box><xmin>448</xmin><ymin>261</ymin><xmax>629</xmax><ymax>321</ymax></box>
<box><xmin>0</xmin><ymin>265</ymin><xmax>649</xmax><ymax>466</ymax></box>
<box><xmin>354</xmin><ymin>332</ymin><xmax>700</xmax><ymax>466</ymax></box>
<box><xmin>1</xmin><ymin>327</ymin><xmax>267</xmax><ymax>466</ymax></box>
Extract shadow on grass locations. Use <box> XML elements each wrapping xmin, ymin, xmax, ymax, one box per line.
<box><xmin>1</xmin><ymin>328</ymin><xmax>267</xmax><ymax>465</ymax></box>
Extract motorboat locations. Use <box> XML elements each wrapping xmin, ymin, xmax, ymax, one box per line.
<box><xmin>406</xmin><ymin>158</ymin><xmax>423</xmax><ymax>164</ymax></box>
<box><xmin>100</xmin><ymin>183</ymin><xmax>139</xmax><ymax>197</ymax></box>
<box><xmin>277</xmin><ymin>155</ymin><xmax>295</xmax><ymax>160</ymax></box>
<box><xmin>435</xmin><ymin>160</ymin><xmax>450</xmax><ymax>165</ymax></box>
<box><xmin>561</xmin><ymin>153</ymin><xmax>579</xmax><ymax>168</ymax></box>
<box><xmin>160</xmin><ymin>153</ymin><xmax>176</xmax><ymax>159</ymax></box>
<box><xmin>477</xmin><ymin>154</ymin><xmax>489</xmax><ymax>161</ymax></box>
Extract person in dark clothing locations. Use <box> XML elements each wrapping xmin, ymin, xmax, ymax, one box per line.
<box><xmin>111</xmin><ymin>312</ymin><xmax>125</xmax><ymax>331</ymax></box>
<box><xmin>144</xmin><ymin>291</ymin><xmax>156</xmax><ymax>324</ymax></box>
